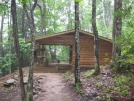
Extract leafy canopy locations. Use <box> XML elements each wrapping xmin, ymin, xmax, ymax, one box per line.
<box><xmin>0</xmin><ymin>3</ymin><xmax>7</xmax><ymax>15</ymax></box>
<box><xmin>18</xmin><ymin>0</ymin><xmax>29</xmax><ymax>3</ymax></box>
<box><xmin>75</xmin><ymin>0</ymin><xmax>83</xmax><ymax>3</ymax></box>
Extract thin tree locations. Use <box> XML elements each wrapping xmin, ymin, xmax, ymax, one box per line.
<box><xmin>23</xmin><ymin>1</ymin><xmax>37</xmax><ymax>100</ymax></box>
<box><xmin>67</xmin><ymin>0</ymin><xmax>72</xmax><ymax>30</ymax></box>
<box><xmin>112</xmin><ymin>0</ymin><xmax>122</xmax><ymax>70</ymax></box>
<box><xmin>11</xmin><ymin>0</ymin><xmax>26</xmax><ymax>101</ymax></box>
<box><xmin>0</xmin><ymin>0</ymin><xmax>5</xmax><ymax>60</ymax></box>
<box><xmin>75</xmin><ymin>0</ymin><xmax>80</xmax><ymax>84</ymax></box>
<box><xmin>37</xmin><ymin>0</ymin><xmax>46</xmax><ymax>36</ymax></box>
<box><xmin>92</xmin><ymin>0</ymin><xmax>100</xmax><ymax>74</ymax></box>
<box><xmin>0</xmin><ymin>15</ymin><xmax>4</xmax><ymax>57</ymax></box>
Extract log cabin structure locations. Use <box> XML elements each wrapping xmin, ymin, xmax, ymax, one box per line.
<box><xmin>26</xmin><ymin>30</ymin><xmax>112</xmax><ymax>72</ymax></box>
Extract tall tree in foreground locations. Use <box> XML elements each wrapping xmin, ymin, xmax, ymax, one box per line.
<box><xmin>112</xmin><ymin>0</ymin><xmax>122</xmax><ymax>70</ymax></box>
<box><xmin>92</xmin><ymin>0</ymin><xmax>100</xmax><ymax>74</ymax></box>
<box><xmin>11</xmin><ymin>0</ymin><xmax>26</xmax><ymax>101</ymax></box>
<box><xmin>74</xmin><ymin>0</ymin><xmax>80</xmax><ymax>84</ymax></box>
<box><xmin>23</xmin><ymin>0</ymin><xmax>37</xmax><ymax>100</ymax></box>
<box><xmin>0</xmin><ymin>15</ymin><xmax>4</xmax><ymax>57</ymax></box>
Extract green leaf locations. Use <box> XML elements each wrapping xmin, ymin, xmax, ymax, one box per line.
<box><xmin>18</xmin><ymin>0</ymin><xmax>29</xmax><ymax>3</ymax></box>
<box><xmin>0</xmin><ymin>3</ymin><xmax>7</xmax><ymax>15</ymax></box>
<box><xmin>75</xmin><ymin>0</ymin><xmax>82</xmax><ymax>2</ymax></box>
<box><xmin>35</xmin><ymin>10</ymin><xmax>41</xmax><ymax>15</ymax></box>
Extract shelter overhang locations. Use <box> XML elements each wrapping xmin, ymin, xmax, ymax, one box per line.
<box><xmin>25</xmin><ymin>30</ymin><xmax>112</xmax><ymax>45</ymax></box>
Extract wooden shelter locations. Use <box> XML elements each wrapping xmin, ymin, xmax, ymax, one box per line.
<box><xmin>26</xmin><ymin>30</ymin><xmax>112</xmax><ymax>72</ymax></box>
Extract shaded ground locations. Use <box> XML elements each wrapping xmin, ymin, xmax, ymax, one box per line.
<box><xmin>0</xmin><ymin>67</ymin><xmax>28</xmax><ymax>101</ymax></box>
<box><xmin>65</xmin><ymin>66</ymin><xmax>134</xmax><ymax>101</ymax></box>
<box><xmin>34</xmin><ymin>73</ymin><xmax>81</xmax><ymax>101</ymax></box>
<box><xmin>1</xmin><ymin>66</ymin><xmax>134</xmax><ymax>101</ymax></box>
<box><xmin>0</xmin><ymin>68</ymin><xmax>82</xmax><ymax>101</ymax></box>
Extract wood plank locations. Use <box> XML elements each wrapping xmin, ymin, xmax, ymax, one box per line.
<box><xmin>37</xmin><ymin>39</ymin><xmax>75</xmax><ymax>42</ymax></box>
<box><xmin>73</xmin><ymin>53</ymin><xmax>94</xmax><ymax>55</ymax></box>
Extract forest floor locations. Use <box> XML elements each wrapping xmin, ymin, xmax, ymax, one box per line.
<box><xmin>33</xmin><ymin>73</ymin><xmax>82</xmax><ymax>101</ymax></box>
<box><xmin>0</xmin><ymin>66</ymin><xmax>134</xmax><ymax>101</ymax></box>
<box><xmin>0</xmin><ymin>67</ymin><xmax>82</xmax><ymax>101</ymax></box>
<box><xmin>64</xmin><ymin>66</ymin><xmax>134</xmax><ymax>101</ymax></box>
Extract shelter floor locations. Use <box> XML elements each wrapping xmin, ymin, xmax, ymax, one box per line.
<box><xmin>34</xmin><ymin>62</ymin><xmax>72</xmax><ymax>73</ymax></box>
<box><xmin>34</xmin><ymin>62</ymin><xmax>95</xmax><ymax>73</ymax></box>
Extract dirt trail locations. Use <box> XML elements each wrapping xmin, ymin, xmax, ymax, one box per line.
<box><xmin>34</xmin><ymin>73</ymin><xmax>81</xmax><ymax>101</ymax></box>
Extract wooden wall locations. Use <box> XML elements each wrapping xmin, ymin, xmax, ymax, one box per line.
<box><xmin>36</xmin><ymin>32</ymin><xmax>112</xmax><ymax>68</ymax></box>
<box><xmin>71</xmin><ymin>34</ymin><xmax>112</xmax><ymax>67</ymax></box>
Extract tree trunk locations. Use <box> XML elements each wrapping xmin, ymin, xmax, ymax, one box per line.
<box><xmin>0</xmin><ymin>14</ymin><xmax>4</xmax><ymax>76</ymax></box>
<box><xmin>67</xmin><ymin>0</ymin><xmax>72</xmax><ymax>30</ymax></box>
<box><xmin>8</xmin><ymin>13</ymin><xmax>12</xmax><ymax>73</ymax></box>
<box><xmin>22</xmin><ymin>8</ymin><xmax>25</xmax><ymax>38</ymax></box>
<box><xmin>0</xmin><ymin>15</ymin><xmax>4</xmax><ymax>57</ymax></box>
<box><xmin>38</xmin><ymin>0</ymin><xmax>46</xmax><ymax>36</ymax></box>
<box><xmin>30</xmin><ymin>0</ymin><xmax>38</xmax><ymax>31</ymax></box>
<box><xmin>49</xmin><ymin>46</ymin><xmax>57</xmax><ymax>62</ymax></box>
<box><xmin>23</xmin><ymin>1</ymin><xmax>37</xmax><ymax>100</ymax></box>
<box><xmin>8</xmin><ymin>10</ymin><xmax>13</xmax><ymax>73</ymax></box>
<box><xmin>102</xmin><ymin>0</ymin><xmax>107</xmax><ymax>28</ymax></box>
<box><xmin>0</xmin><ymin>16</ymin><xmax>4</xmax><ymax>43</ymax></box>
<box><xmin>92</xmin><ymin>0</ymin><xmax>100</xmax><ymax>74</ymax></box>
<box><xmin>11</xmin><ymin>0</ymin><xmax>26</xmax><ymax>101</ymax></box>
<box><xmin>75</xmin><ymin>1</ymin><xmax>80</xmax><ymax>84</ymax></box>
<box><xmin>112</xmin><ymin>0</ymin><xmax>122</xmax><ymax>69</ymax></box>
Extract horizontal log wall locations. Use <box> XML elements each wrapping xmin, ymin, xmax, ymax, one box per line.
<box><xmin>72</xmin><ymin>34</ymin><xmax>112</xmax><ymax>67</ymax></box>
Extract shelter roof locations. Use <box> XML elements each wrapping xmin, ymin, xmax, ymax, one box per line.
<box><xmin>25</xmin><ymin>30</ymin><xmax>112</xmax><ymax>43</ymax></box>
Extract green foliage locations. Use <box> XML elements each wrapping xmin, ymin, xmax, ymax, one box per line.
<box><xmin>75</xmin><ymin>83</ymin><xmax>89</xmax><ymax>101</ymax></box>
<box><xmin>18</xmin><ymin>0</ymin><xmax>29</xmax><ymax>3</ymax></box>
<box><xmin>75</xmin><ymin>0</ymin><xmax>83</xmax><ymax>2</ymax></box>
<box><xmin>113</xmin><ymin>74</ymin><xmax>132</xmax><ymax>96</ymax></box>
<box><xmin>95</xmin><ymin>75</ymin><xmax>102</xmax><ymax>79</ymax></box>
<box><xmin>95</xmin><ymin>83</ymin><xmax>103</xmax><ymax>88</ymax></box>
<box><xmin>122</xmin><ymin>5</ymin><xmax>132</xmax><ymax>18</ymax></box>
<box><xmin>116</xmin><ymin>86</ymin><xmax>129</xmax><ymax>96</ymax></box>
<box><xmin>113</xmin><ymin>4</ymin><xmax>134</xmax><ymax>70</ymax></box>
<box><xmin>83</xmin><ymin>70</ymin><xmax>95</xmax><ymax>78</ymax></box>
<box><xmin>35</xmin><ymin>10</ymin><xmax>41</xmax><ymax>16</ymax></box>
<box><xmin>75</xmin><ymin>83</ymin><xmax>85</xmax><ymax>95</ymax></box>
<box><xmin>3</xmin><ymin>90</ymin><xmax>9</xmax><ymax>94</ymax></box>
<box><xmin>19</xmin><ymin>38</ymin><xmax>31</xmax><ymax>53</ymax></box>
<box><xmin>113</xmin><ymin>86</ymin><xmax>129</xmax><ymax>96</ymax></box>
<box><xmin>46</xmin><ymin>45</ymin><xmax>69</xmax><ymax>63</ymax></box>
<box><xmin>0</xmin><ymin>37</ymin><xmax>31</xmax><ymax>76</ymax></box>
<box><xmin>114</xmin><ymin>8</ymin><xmax>123</xmax><ymax>18</ymax></box>
<box><xmin>0</xmin><ymin>3</ymin><xmax>7</xmax><ymax>15</ymax></box>
<box><xmin>19</xmin><ymin>38</ymin><xmax>31</xmax><ymax>66</ymax></box>
<box><xmin>0</xmin><ymin>83</ymin><xmax>3</xmax><ymax>87</ymax></box>
<box><xmin>114</xmin><ymin>75</ymin><xmax>131</xmax><ymax>86</ymax></box>
<box><xmin>113</xmin><ymin>28</ymin><xmax>134</xmax><ymax>70</ymax></box>
<box><xmin>75</xmin><ymin>83</ymin><xmax>81</xmax><ymax>93</ymax></box>
<box><xmin>101</xmin><ymin>73</ymin><xmax>133</xmax><ymax>97</ymax></box>
<box><xmin>104</xmin><ymin>53</ymin><xmax>110</xmax><ymax>63</ymax></box>
<box><xmin>63</xmin><ymin>71</ymin><xmax>73</xmax><ymax>81</ymax></box>
<box><xmin>63</xmin><ymin>72</ymin><xmax>87</xmax><ymax>98</ymax></box>
<box><xmin>57</xmin><ymin>46</ymin><xmax>69</xmax><ymax>62</ymax></box>
<box><xmin>103</xmin><ymin>89</ymin><xmax>112</xmax><ymax>94</ymax></box>
<box><xmin>0</xmin><ymin>53</ymin><xmax>17</xmax><ymax>75</ymax></box>
<box><xmin>97</xmin><ymin>95</ymin><xmax>110</xmax><ymax>101</ymax></box>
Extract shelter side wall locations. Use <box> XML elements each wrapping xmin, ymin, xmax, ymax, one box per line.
<box><xmin>99</xmin><ymin>39</ymin><xmax>112</xmax><ymax>65</ymax></box>
<box><xmin>72</xmin><ymin>35</ymin><xmax>112</xmax><ymax>67</ymax></box>
<box><xmin>72</xmin><ymin>35</ymin><xmax>94</xmax><ymax>67</ymax></box>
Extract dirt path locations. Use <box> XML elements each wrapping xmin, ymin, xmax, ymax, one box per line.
<box><xmin>34</xmin><ymin>73</ymin><xmax>81</xmax><ymax>101</ymax></box>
